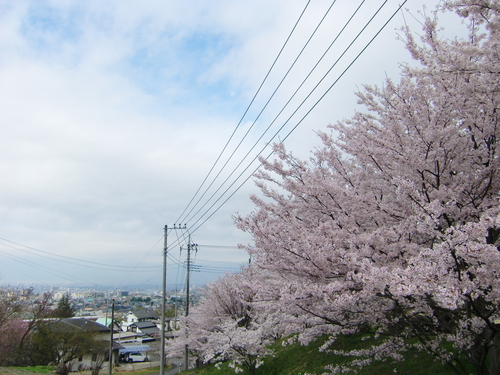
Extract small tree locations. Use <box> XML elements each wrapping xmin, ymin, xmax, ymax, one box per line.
<box><xmin>90</xmin><ymin>341</ymin><xmax>109</xmax><ymax>375</ymax></box>
<box><xmin>52</xmin><ymin>293</ymin><xmax>75</xmax><ymax>319</ymax></box>
<box><xmin>168</xmin><ymin>268</ymin><xmax>283</xmax><ymax>374</ymax></box>
<box><xmin>27</xmin><ymin>319</ymin><xmax>101</xmax><ymax>367</ymax></box>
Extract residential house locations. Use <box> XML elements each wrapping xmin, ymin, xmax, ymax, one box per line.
<box><xmin>96</xmin><ymin>318</ymin><xmax>145</xmax><ymax>345</ymax></box>
<box><xmin>121</xmin><ymin>309</ymin><xmax>158</xmax><ymax>327</ymax></box>
<box><xmin>125</xmin><ymin>321</ymin><xmax>159</xmax><ymax>341</ymax></box>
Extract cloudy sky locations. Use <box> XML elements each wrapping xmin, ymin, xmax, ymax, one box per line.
<box><xmin>0</xmin><ymin>0</ymin><xmax>453</xmax><ymax>289</ymax></box>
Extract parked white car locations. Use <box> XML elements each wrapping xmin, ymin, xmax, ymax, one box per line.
<box><xmin>124</xmin><ymin>352</ymin><xmax>149</xmax><ymax>363</ymax></box>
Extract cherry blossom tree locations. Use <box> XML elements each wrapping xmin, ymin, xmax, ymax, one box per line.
<box><xmin>0</xmin><ymin>318</ymin><xmax>29</xmax><ymax>366</ymax></box>
<box><xmin>0</xmin><ymin>287</ymin><xmax>53</xmax><ymax>366</ymax></box>
<box><xmin>167</xmin><ymin>267</ymin><xmax>286</xmax><ymax>374</ymax></box>
<box><xmin>0</xmin><ymin>287</ymin><xmax>27</xmax><ymax>365</ymax></box>
<box><xmin>235</xmin><ymin>2</ymin><xmax>500</xmax><ymax>374</ymax></box>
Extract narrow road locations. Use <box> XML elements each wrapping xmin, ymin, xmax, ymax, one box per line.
<box><xmin>163</xmin><ymin>359</ymin><xmax>183</xmax><ymax>375</ymax></box>
<box><xmin>123</xmin><ymin>359</ymin><xmax>184</xmax><ymax>375</ymax></box>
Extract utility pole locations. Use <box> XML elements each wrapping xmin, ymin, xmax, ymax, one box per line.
<box><xmin>108</xmin><ymin>298</ymin><xmax>115</xmax><ymax>375</ymax></box>
<box><xmin>182</xmin><ymin>235</ymin><xmax>198</xmax><ymax>371</ymax></box>
<box><xmin>185</xmin><ymin>235</ymin><xmax>194</xmax><ymax>317</ymax></box>
<box><xmin>160</xmin><ymin>224</ymin><xmax>187</xmax><ymax>375</ymax></box>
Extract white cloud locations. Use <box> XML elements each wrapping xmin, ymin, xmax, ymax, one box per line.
<box><xmin>0</xmin><ymin>0</ymin><xmax>454</xmax><ymax>287</ymax></box>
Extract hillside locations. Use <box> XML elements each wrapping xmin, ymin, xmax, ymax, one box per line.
<box><xmin>181</xmin><ymin>334</ymin><xmax>462</xmax><ymax>375</ymax></box>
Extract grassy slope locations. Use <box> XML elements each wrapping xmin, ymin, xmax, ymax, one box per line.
<box><xmin>0</xmin><ymin>335</ymin><xmax>464</xmax><ymax>375</ymax></box>
<box><xmin>0</xmin><ymin>367</ymin><xmax>55</xmax><ymax>375</ymax></box>
<box><xmin>182</xmin><ymin>334</ymin><xmax>460</xmax><ymax>375</ymax></box>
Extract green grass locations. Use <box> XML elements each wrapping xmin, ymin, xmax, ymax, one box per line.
<box><xmin>21</xmin><ymin>367</ymin><xmax>55</xmax><ymax>374</ymax></box>
<box><xmin>180</xmin><ymin>334</ymin><xmax>461</xmax><ymax>375</ymax></box>
<box><xmin>0</xmin><ymin>365</ymin><xmax>162</xmax><ymax>375</ymax></box>
<box><xmin>120</xmin><ymin>366</ymin><xmax>161</xmax><ymax>375</ymax></box>
<box><xmin>0</xmin><ymin>366</ymin><xmax>56</xmax><ymax>375</ymax></box>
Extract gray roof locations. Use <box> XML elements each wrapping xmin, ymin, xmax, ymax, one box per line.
<box><xmin>128</xmin><ymin>309</ymin><xmax>157</xmax><ymax>320</ymax></box>
<box><xmin>132</xmin><ymin>321</ymin><xmax>157</xmax><ymax>329</ymax></box>
<box><xmin>53</xmin><ymin>318</ymin><xmax>111</xmax><ymax>333</ymax></box>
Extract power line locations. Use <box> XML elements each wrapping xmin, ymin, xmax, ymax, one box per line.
<box><xmin>0</xmin><ymin>237</ymin><xmax>159</xmax><ymax>270</ymax></box>
<box><xmin>0</xmin><ymin>249</ymin><xmax>98</xmax><ymax>285</ymax></box>
<box><xmin>197</xmin><ymin>244</ymin><xmax>240</xmax><ymax>249</ymax></box>
<box><xmin>183</xmin><ymin>0</ymin><xmax>408</xmax><ymax>235</ymax></box>
<box><xmin>181</xmin><ymin>0</ymin><xmax>368</xmax><ymax>226</ymax></box>
<box><xmin>116</xmin><ymin>235</ymin><xmax>165</xmax><ymax>288</ymax></box>
<box><xmin>177</xmin><ymin>1</ymin><xmax>339</xmax><ymax>226</ymax></box>
<box><xmin>176</xmin><ymin>0</ymin><xmax>312</xmax><ymax>225</ymax></box>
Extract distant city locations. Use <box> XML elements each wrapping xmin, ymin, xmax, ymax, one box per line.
<box><xmin>10</xmin><ymin>284</ymin><xmax>203</xmax><ymax>319</ymax></box>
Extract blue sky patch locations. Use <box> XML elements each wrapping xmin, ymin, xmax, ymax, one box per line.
<box><xmin>20</xmin><ymin>3</ymin><xmax>82</xmax><ymax>55</ymax></box>
<box><xmin>122</xmin><ymin>29</ymin><xmax>241</xmax><ymax>114</ymax></box>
